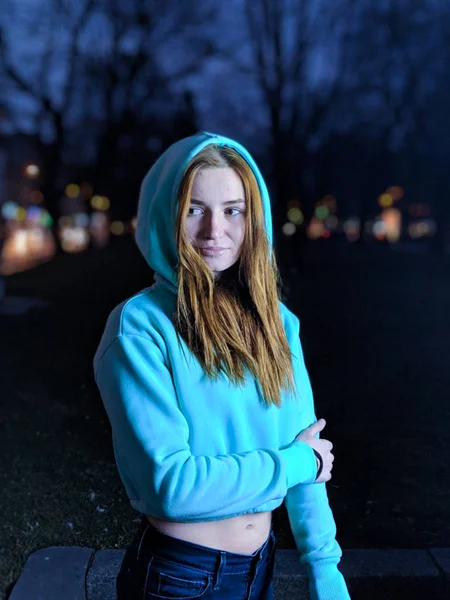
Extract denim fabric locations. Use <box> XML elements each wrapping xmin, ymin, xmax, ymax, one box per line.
<box><xmin>116</xmin><ymin>518</ymin><xmax>276</xmax><ymax>600</ymax></box>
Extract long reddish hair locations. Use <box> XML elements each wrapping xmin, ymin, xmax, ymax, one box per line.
<box><xmin>174</xmin><ymin>145</ymin><xmax>295</xmax><ymax>408</ymax></box>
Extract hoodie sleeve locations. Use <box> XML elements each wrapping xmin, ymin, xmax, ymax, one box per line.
<box><xmin>284</xmin><ymin>316</ymin><xmax>351</xmax><ymax>600</ymax></box>
<box><xmin>94</xmin><ymin>333</ymin><xmax>318</xmax><ymax>521</ymax></box>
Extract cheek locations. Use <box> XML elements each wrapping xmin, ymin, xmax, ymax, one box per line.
<box><xmin>236</xmin><ymin>221</ymin><xmax>246</xmax><ymax>249</ymax></box>
<box><xmin>184</xmin><ymin>220</ymin><xmax>196</xmax><ymax>241</ymax></box>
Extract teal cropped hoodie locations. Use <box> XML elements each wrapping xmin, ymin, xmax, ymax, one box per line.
<box><xmin>93</xmin><ymin>132</ymin><xmax>350</xmax><ymax>599</ymax></box>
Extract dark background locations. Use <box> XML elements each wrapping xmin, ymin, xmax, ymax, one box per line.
<box><xmin>1</xmin><ymin>1</ymin><xmax>450</xmax><ymax>598</ymax></box>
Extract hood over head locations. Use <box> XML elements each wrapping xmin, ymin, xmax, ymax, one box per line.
<box><xmin>135</xmin><ymin>131</ymin><xmax>273</xmax><ymax>295</ymax></box>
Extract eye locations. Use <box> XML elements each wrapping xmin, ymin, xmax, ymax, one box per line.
<box><xmin>226</xmin><ymin>208</ymin><xmax>243</xmax><ymax>216</ymax></box>
<box><xmin>187</xmin><ymin>207</ymin><xmax>202</xmax><ymax>216</ymax></box>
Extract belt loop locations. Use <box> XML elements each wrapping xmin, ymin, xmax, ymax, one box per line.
<box><xmin>212</xmin><ymin>552</ymin><xmax>226</xmax><ymax>591</ymax></box>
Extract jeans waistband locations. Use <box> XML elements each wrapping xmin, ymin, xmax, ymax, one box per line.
<box><xmin>137</xmin><ymin>520</ymin><xmax>276</xmax><ymax>575</ymax></box>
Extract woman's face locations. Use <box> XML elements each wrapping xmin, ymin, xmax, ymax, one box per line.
<box><xmin>184</xmin><ymin>167</ymin><xmax>246</xmax><ymax>278</ymax></box>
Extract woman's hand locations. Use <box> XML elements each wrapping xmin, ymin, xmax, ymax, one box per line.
<box><xmin>295</xmin><ymin>418</ymin><xmax>334</xmax><ymax>483</ymax></box>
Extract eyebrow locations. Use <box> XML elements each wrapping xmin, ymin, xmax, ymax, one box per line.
<box><xmin>190</xmin><ymin>198</ymin><xmax>246</xmax><ymax>206</ymax></box>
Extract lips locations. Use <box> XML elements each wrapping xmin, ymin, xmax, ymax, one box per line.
<box><xmin>199</xmin><ymin>247</ymin><xmax>226</xmax><ymax>250</ymax></box>
<box><xmin>198</xmin><ymin>247</ymin><xmax>228</xmax><ymax>256</ymax></box>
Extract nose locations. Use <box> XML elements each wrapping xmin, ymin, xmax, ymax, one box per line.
<box><xmin>202</xmin><ymin>211</ymin><xmax>224</xmax><ymax>239</ymax></box>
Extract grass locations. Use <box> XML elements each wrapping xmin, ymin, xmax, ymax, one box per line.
<box><xmin>1</xmin><ymin>237</ymin><xmax>449</xmax><ymax>599</ymax></box>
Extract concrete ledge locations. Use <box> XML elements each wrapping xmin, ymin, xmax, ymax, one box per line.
<box><xmin>336</xmin><ymin>549</ymin><xmax>442</xmax><ymax>600</ymax></box>
<box><xmin>9</xmin><ymin>546</ymin><xmax>93</xmax><ymax>600</ymax></box>
<box><xmin>86</xmin><ymin>550</ymin><xmax>124</xmax><ymax>600</ymax></box>
<box><xmin>9</xmin><ymin>547</ymin><xmax>450</xmax><ymax>600</ymax></box>
<box><xmin>428</xmin><ymin>548</ymin><xmax>450</xmax><ymax>595</ymax></box>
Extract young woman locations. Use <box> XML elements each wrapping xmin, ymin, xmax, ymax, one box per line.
<box><xmin>93</xmin><ymin>132</ymin><xmax>350</xmax><ymax>599</ymax></box>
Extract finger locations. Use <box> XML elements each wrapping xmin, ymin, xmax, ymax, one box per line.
<box><xmin>308</xmin><ymin>418</ymin><xmax>326</xmax><ymax>433</ymax></box>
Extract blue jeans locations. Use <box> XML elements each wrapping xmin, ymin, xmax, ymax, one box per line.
<box><xmin>116</xmin><ymin>518</ymin><xmax>276</xmax><ymax>599</ymax></box>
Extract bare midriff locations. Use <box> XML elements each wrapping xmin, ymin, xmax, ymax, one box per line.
<box><xmin>146</xmin><ymin>511</ymin><xmax>272</xmax><ymax>555</ymax></box>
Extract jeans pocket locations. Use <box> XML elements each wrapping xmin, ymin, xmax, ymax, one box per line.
<box><xmin>143</xmin><ymin>555</ymin><xmax>211</xmax><ymax>599</ymax></box>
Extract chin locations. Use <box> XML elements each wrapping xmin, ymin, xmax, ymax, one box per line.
<box><xmin>210</xmin><ymin>259</ymin><xmax>240</xmax><ymax>279</ymax></box>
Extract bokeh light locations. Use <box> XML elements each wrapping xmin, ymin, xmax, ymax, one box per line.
<box><xmin>111</xmin><ymin>221</ymin><xmax>125</xmax><ymax>235</ymax></box>
<box><xmin>408</xmin><ymin>219</ymin><xmax>436</xmax><ymax>238</ymax></box>
<box><xmin>343</xmin><ymin>217</ymin><xmax>361</xmax><ymax>242</ymax></box>
<box><xmin>40</xmin><ymin>210</ymin><xmax>53</xmax><ymax>227</ymax></box>
<box><xmin>2</xmin><ymin>202</ymin><xmax>18</xmax><ymax>220</ymax></box>
<box><xmin>321</xmin><ymin>195</ymin><xmax>337</xmax><ymax>212</ymax></box>
<box><xmin>16</xmin><ymin>207</ymin><xmax>27</xmax><ymax>222</ymax></box>
<box><xmin>378</xmin><ymin>193</ymin><xmax>393</xmax><ymax>208</ymax></box>
<box><xmin>381</xmin><ymin>207</ymin><xmax>401</xmax><ymax>242</ymax></box>
<box><xmin>315</xmin><ymin>205</ymin><xmax>329</xmax><ymax>219</ymax></box>
<box><xmin>30</xmin><ymin>190</ymin><xmax>44</xmax><ymax>204</ymax></box>
<box><xmin>74</xmin><ymin>213</ymin><xmax>90</xmax><ymax>228</ymax></box>
<box><xmin>60</xmin><ymin>227</ymin><xmax>89</xmax><ymax>253</ymax></box>
<box><xmin>91</xmin><ymin>195</ymin><xmax>110</xmax><ymax>211</ymax></box>
<box><xmin>65</xmin><ymin>183</ymin><xmax>80</xmax><ymax>198</ymax></box>
<box><xmin>287</xmin><ymin>207</ymin><xmax>304</xmax><ymax>225</ymax></box>
<box><xmin>307</xmin><ymin>217</ymin><xmax>325</xmax><ymax>239</ymax></box>
<box><xmin>282</xmin><ymin>222</ymin><xmax>296</xmax><ymax>236</ymax></box>
<box><xmin>373</xmin><ymin>219</ymin><xmax>386</xmax><ymax>240</ymax></box>
<box><xmin>25</xmin><ymin>164</ymin><xmax>40</xmax><ymax>178</ymax></box>
<box><xmin>387</xmin><ymin>186</ymin><xmax>404</xmax><ymax>200</ymax></box>
<box><xmin>26</xmin><ymin>206</ymin><xmax>42</xmax><ymax>223</ymax></box>
<box><xmin>324</xmin><ymin>215</ymin><xmax>339</xmax><ymax>230</ymax></box>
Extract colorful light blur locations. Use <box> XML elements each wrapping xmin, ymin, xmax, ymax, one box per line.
<box><xmin>373</xmin><ymin>219</ymin><xmax>386</xmax><ymax>240</ymax></box>
<box><xmin>408</xmin><ymin>219</ymin><xmax>436</xmax><ymax>238</ymax></box>
<box><xmin>324</xmin><ymin>215</ymin><xmax>339</xmax><ymax>230</ymax></box>
<box><xmin>16</xmin><ymin>207</ymin><xmax>27</xmax><ymax>222</ymax></box>
<box><xmin>91</xmin><ymin>195</ymin><xmax>110</xmax><ymax>211</ymax></box>
<box><xmin>65</xmin><ymin>183</ymin><xmax>80</xmax><ymax>198</ymax></box>
<box><xmin>282</xmin><ymin>222</ymin><xmax>296</xmax><ymax>236</ymax></box>
<box><xmin>386</xmin><ymin>186</ymin><xmax>404</xmax><ymax>201</ymax></box>
<box><xmin>307</xmin><ymin>217</ymin><xmax>325</xmax><ymax>239</ymax></box>
<box><xmin>343</xmin><ymin>218</ymin><xmax>360</xmax><ymax>242</ymax></box>
<box><xmin>60</xmin><ymin>227</ymin><xmax>90</xmax><ymax>253</ymax></box>
<box><xmin>40</xmin><ymin>211</ymin><xmax>53</xmax><ymax>227</ymax></box>
<box><xmin>287</xmin><ymin>207</ymin><xmax>304</xmax><ymax>225</ymax></box>
<box><xmin>381</xmin><ymin>207</ymin><xmax>401</xmax><ymax>242</ymax></box>
<box><xmin>2</xmin><ymin>201</ymin><xmax>18</xmax><ymax>220</ymax></box>
<box><xmin>321</xmin><ymin>195</ymin><xmax>337</xmax><ymax>212</ymax></box>
<box><xmin>315</xmin><ymin>205</ymin><xmax>329</xmax><ymax>220</ymax></box>
<box><xmin>90</xmin><ymin>211</ymin><xmax>111</xmax><ymax>248</ymax></box>
<box><xmin>1</xmin><ymin>225</ymin><xmax>56</xmax><ymax>275</ymax></box>
<box><xmin>26</xmin><ymin>206</ymin><xmax>42</xmax><ymax>223</ymax></box>
<box><xmin>111</xmin><ymin>221</ymin><xmax>125</xmax><ymax>235</ymax></box>
<box><xmin>24</xmin><ymin>164</ymin><xmax>40</xmax><ymax>178</ymax></box>
<box><xmin>378</xmin><ymin>193</ymin><xmax>393</xmax><ymax>208</ymax></box>
<box><xmin>30</xmin><ymin>190</ymin><xmax>43</xmax><ymax>204</ymax></box>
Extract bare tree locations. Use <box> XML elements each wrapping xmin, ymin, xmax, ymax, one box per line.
<box><xmin>336</xmin><ymin>0</ymin><xmax>441</xmax><ymax>237</ymax></box>
<box><xmin>422</xmin><ymin>2</ymin><xmax>450</xmax><ymax>254</ymax></box>
<box><xmin>0</xmin><ymin>0</ymin><xmax>95</xmax><ymax>246</ymax></box>
<box><xmin>214</xmin><ymin>0</ymin><xmax>355</xmax><ymax>259</ymax></box>
<box><xmin>0</xmin><ymin>0</ymin><xmax>217</xmax><ymax>244</ymax></box>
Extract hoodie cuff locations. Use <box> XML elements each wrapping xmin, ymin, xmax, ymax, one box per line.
<box><xmin>306</xmin><ymin>562</ymin><xmax>351</xmax><ymax>600</ymax></box>
<box><xmin>281</xmin><ymin>440</ymin><xmax>318</xmax><ymax>488</ymax></box>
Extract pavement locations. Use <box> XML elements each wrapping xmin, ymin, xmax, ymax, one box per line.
<box><xmin>7</xmin><ymin>546</ymin><xmax>450</xmax><ymax>599</ymax></box>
